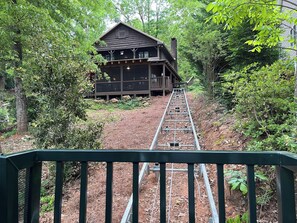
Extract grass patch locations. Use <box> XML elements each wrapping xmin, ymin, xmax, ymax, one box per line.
<box><xmin>86</xmin><ymin>97</ymin><xmax>150</xmax><ymax>111</ymax></box>
<box><xmin>0</xmin><ymin>128</ymin><xmax>16</xmax><ymax>139</ymax></box>
<box><xmin>188</xmin><ymin>79</ymin><xmax>204</xmax><ymax>94</ymax></box>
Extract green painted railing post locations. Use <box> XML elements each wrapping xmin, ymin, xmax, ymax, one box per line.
<box><xmin>0</xmin><ymin>156</ymin><xmax>19</xmax><ymax>223</ymax></box>
<box><xmin>24</xmin><ymin>162</ymin><xmax>42</xmax><ymax>223</ymax></box>
<box><xmin>276</xmin><ymin>166</ymin><xmax>296</xmax><ymax>223</ymax></box>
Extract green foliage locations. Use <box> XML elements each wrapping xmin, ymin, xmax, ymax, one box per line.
<box><xmin>0</xmin><ymin>91</ymin><xmax>15</xmax><ymax>132</ymax></box>
<box><xmin>223</xmin><ymin>60</ymin><xmax>296</xmax><ymax>152</ymax></box>
<box><xmin>33</xmin><ymin>117</ymin><xmax>103</xmax><ymax>149</ymax></box>
<box><xmin>226</xmin><ymin>21</ymin><xmax>279</xmax><ymax>69</ymax></box>
<box><xmin>1</xmin><ymin>129</ymin><xmax>17</xmax><ymax>139</ymax></box>
<box><xmin>112</xmin><ymin>0</ymin><xmax>171</xmax><ymax>39</ymax></box>
<box><xmin>188</xmin><ymin>79</ymin><xmax>204</xmax><ymax>94</ymax></box>
<box><xmin>225</xmin><ymin>170</ymin><xmax>248</xmax><ymax>195</ymax></box>
<box><xmin>227</xmin><ymin>212</ymin><xmax>248</xmax><ymax>223</ymax></box>
<box><xmin>170</xmin><ymin>0</ymin><xmax>229</xmax><ymax>96</ymax></box>
<box><xmin>40</xmin><ymin>195</ymin><xmax>55</xmax><ymax>213</ymax></box>
<box><xmin>0</xmin><ymin>107</ymin><xmax>9</xmax><ymax>131</ymax></box>
<box><xmin>207</xmin><ymin>0</ymin><xmax>297</xmax><ymax>51</ymax></box>
<box><xmin>0</xmin><ymin>0</ymin><xmax>116</xmax><ymax>132</ymax></box>
<box><xmin>225</xmin><ymin>169</ymin><xmax>268</xmax><ymax>196</ymax></box>
<box><xmin>117</xmin><ymin>98</ymin><xmax>148</xmax><ymax>110</ymax></box>
<box><xmin>87</xmin><ymin>97</ymin><xmax>149</xmax><ymax>111</ymax></box>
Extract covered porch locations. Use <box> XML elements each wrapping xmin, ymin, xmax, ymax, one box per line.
<box><xmin>92</xmin><ymin>59</ymin><xmax>178</xmax><ymax>99</ymax></box>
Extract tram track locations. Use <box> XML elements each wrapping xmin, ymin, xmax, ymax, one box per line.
<box><xmin>121</xmin><ymin>89</ymin><xmax>218</xmax><ymax>223</ymax></box>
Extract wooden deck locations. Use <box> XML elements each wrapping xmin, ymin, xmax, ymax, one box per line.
<box><xmin>88</xmin><ymin>77</ymin><xmax>173</xmax><ymax>99</ymax></box>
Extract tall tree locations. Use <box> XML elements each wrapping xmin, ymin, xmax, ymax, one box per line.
<box><xmin>167</xmin><ymin>0</ymin><xmax>229</xmax><ymax>94</ymax></box>
<box><xmin>207</xmin><ymin>0</ymin><xmax>297</xmax><ymax>98</ymax></box>
<box><xmin>0</xmin><ymin>0</ymin><xmax>115</xmax><ymax>133</ymax></box>
<box><xmin>111</xmin><ymin>0</ymin><xmax>170</xmax><ymax>37</ymax></box>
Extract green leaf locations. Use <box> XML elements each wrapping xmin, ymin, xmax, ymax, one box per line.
<box><xmin>240</xmin><ymin>183</ymin><xmax>248</xmax><ymax>195</ymax></box>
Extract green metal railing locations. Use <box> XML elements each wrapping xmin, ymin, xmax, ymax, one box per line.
<box><xmin>1</xmin><ymin>150</ymin><xmax>297</xmax><ymax>223</ymax></box>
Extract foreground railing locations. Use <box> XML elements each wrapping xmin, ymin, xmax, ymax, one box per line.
<box><xmin>0</xmin><ymin>150</ymin><xmax>297</xmax><ymax>223</ymax></box>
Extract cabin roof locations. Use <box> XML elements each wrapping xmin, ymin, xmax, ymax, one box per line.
<box><xmin>97</xmin><ymin>22</ymin><xmax>175</xmax><ymax>61</ymax></box>
<box><xmin>100</xmin><ymin>22</ymin><xmax>163</xmax><ymax>44</ymax></box>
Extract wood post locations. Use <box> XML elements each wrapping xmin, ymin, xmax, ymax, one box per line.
<box><xmin>162</xmin><ymin>64</ymin><xmax>165</xmax><ymax>96</ymax></box>
<box><xmin>120</xmin><ymin>65</ymin><xmax>123</xmax><ymax>98</ymax></box>
<box><xmin>94</xmin><ymin>77</ymin><xmax>97</xmax><ymax>100</ymax></box>
<box><xmin>157</xmin><ymin>45</ymin><xmax>160</xmax><ymax>59</ymax></box>
<box><xmin>170</xmin><ymin>72</ymin><xmax>172</xmax><ymax>91</ymax></box>
<box><xmin>148</xmin><ymin>64</ymin><xmax>151</xmax><ymax>97</ymax></box>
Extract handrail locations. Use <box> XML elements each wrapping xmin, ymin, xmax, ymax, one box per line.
<box><xmin>1</xmin><ymin>150</ymin><xmax>297</xmax><ymax>223</ymax></box>
<box><xmin>3</xmin><ymin>150</ymin><xmax>297</xmax><ymax>164</ymax></box>
<box><xmin>96</xmin><ymin>80</ymin><xmax>149</xmax><ymax>84</ymax></box>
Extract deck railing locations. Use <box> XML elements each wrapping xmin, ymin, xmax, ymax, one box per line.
<box><xmin>0</xmin><ymin>150</ymin><xmax>297</xmax><ymax>223</ymax></box>
<box><xmin>94</xmin><ymin>77</ymin><xmax>171</xmax><ymax>94</ymax></box>
<box><xmin>151</xmin><ymin>76</ymin><xmax>171</xmax><ymax>90</ymax></box>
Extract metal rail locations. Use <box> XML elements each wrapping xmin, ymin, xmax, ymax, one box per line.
<box><xmin>120</xmin><ymin>89</ymin><xmax>175</xmax><ymax>223</ymax></box>
<box><xmin>121</xmin><ymin>88</ymin><xmax>219</xmax><ymax>223</ymax></box>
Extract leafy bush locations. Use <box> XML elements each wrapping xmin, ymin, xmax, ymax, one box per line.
<box><xmin>87</xmin><ymin>97</ymin><xmax>149</xmax><ymax>111</ymax></box>
<box><xmin>227</xmin><ymin>212</ymin><xmax>248</xmax><ymax>223</ymax></box>
<box><xmin>225</xmin><ymin>169</ymin><xmax>268</xmax><ymax>196</ymax></box>
<box><xmin>0</xmin><ymin>107</ymin><xmax>9</xmax><ymax>131</ymax></box>
<box><xmin>33</xmin><ymin>115</ymin><xmax>103</xmax><ymax>149</ymax></box>
<box><xmin>188</xmin><ymin>79</ymin><xmax>204</xmax><ymax>94</ymax></box>
<box><xmin>223</xmin><ymin>60</ymin><xmax>297</xmax><ymax>152</ymax></box>
<box><xmin>40</xmin><ymin>195</ymin><xmax>55</xmax><ymax>213</ymax></box>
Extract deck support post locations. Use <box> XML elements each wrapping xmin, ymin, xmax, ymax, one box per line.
<box><xmin>157</xmin><ymin>45</ymin><xmax>160</xmax><ymax>59</ymax></box>
<box><xmin>0</xmin><ymin>156</ymin><xmax>19</xmax><ymax>223</ymax></box>
<box><xmin>148</xmin><ymin>64</ymin><xmax>151</xmax><ymax>97</ymax></box>
<box><xmin>170</xmin><ymin>72</ymin><xmax>173</xmax><ymax>91</ymax></box>
<box><xmin>276</xmin><ymin>166</ymin><xmax>296</xmax><ymax>223</ymax></box>
<box><xmin>162</xmin><ymin>64</ymin><xmax>165</xmax><ymax>96</ymax></box>
<box><xmin>120</xmin><ymin>65</ymin><xmax>123</xmax><ymax>99</ymax></box>
<box><xmin>25</xmin><ymin>162</ymin><xmax>42</xmax><ymax>223</ymax></box>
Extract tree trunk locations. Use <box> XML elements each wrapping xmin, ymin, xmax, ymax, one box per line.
<box><xmin>14</xmin><ymin>76</ymin><xmax>28</xmax><ymax>133</ymax></box>
<box><xmin>13</xmin><ymin>0</ymin><xmax>28</xmax><ymax>133</ymax></box>
<box><xmin>0</xmin><ymin>76</ymin><xmax>5</xmax><ymax>90</ymax></box>
<box><xmin>295</xmin><ymin>61</ymin><xmax>297</xmax><ymax>102</ymax></box>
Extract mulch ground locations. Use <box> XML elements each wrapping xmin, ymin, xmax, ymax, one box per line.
<box><xmin>1</xmin><ymin>94</ymin><xmax>277</xmax><ymax>222</ymax></box>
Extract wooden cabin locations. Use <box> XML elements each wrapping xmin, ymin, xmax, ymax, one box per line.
<box><xmin>93</xmin><ymin>22</ymin><xmax>181</xmax><ymax>99</ymax></box>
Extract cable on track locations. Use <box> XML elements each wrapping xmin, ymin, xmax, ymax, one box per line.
<box><xmin>121</xmin><ymin>89</ymin><xmax>219</xmax><ymax>223</ymax></box>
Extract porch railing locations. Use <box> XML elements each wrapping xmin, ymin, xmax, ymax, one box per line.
<box><xmin>1</xmin><ymin>150</ymin><xmax>297</xmax><ymax>223</ymax></box>
<box><xmin>94</xmin><ymin>77</ymin><xmax>172</xmax><ymax>94</ymax></box>
<box><xmin>151</xmin><ymin>76</ymin><xmax>171</xmax><ymax>90</ymax></box>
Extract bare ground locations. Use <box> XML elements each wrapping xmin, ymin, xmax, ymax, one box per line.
<box><xmin>57</xmin><ymin>93</ymin><xmax>238</xmax><ymax>223</ymax></box>
<box><xmin>1</xmin><ymin>93</ymin><xmax>277</xmax><ymax>222</ymax></box>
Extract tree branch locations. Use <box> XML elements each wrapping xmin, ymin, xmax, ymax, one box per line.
<box><xmin>283</xmin><ymin>0</ymin><xmax>297</xmax><ymax>8</ymax></box>
<box><xmin>230</xmin><ymin>1</ymin><xmax>297</xmax><ymax>13</ymax></box>
<box><xmin>279</xmin><ymin>46</ymin><xmax>297</xmax><ymax>52</ymax></box>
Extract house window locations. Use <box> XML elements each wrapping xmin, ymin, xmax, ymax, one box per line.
<box><xmin>138</xmin><ymin>51</ymin><xmax>149</xmax><ymax>58</ymax></box>
<box><xmin>99</xmin><ymin>67</ymin><xmax>121</xmax><ymax>82</ymax></box>
<box><xmin>105</xmin><ymin>55</ymin><xmax>110</xmax><ymax>61</ymax></box>
<box><xmin>123</xmin><ymin>65</ymin><xmax>148</xmax><ymax>81</ymax></box>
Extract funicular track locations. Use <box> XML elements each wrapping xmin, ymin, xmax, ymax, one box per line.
<box><xmin>121</xmin><ymin>89</ymin><xmax>219</xmax><ymax>223</ymax></box>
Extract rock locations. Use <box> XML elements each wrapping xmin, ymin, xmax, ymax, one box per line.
<box><xmin>94</xmin><ymin>99</ymin><xmax>105</xmax><ymax>104</ymax></box>
<box><xmin>122</xmin><ymin>95</ymin><xmax>131</xmax><ymax>101</ymax></box>
<box><xmin>110</xmin><ymin>98</ymin><xmax>119</xmax><ymax>103</ymax></box>
<box><xmin>143</xmin><ymin>102</ymin><xmax>150</xmax><ymax>107</ymax></box>
<box><xmin>22</xmin><ymin>135</ymin><xmax>31</xmax><ymax>141</ymax></box>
